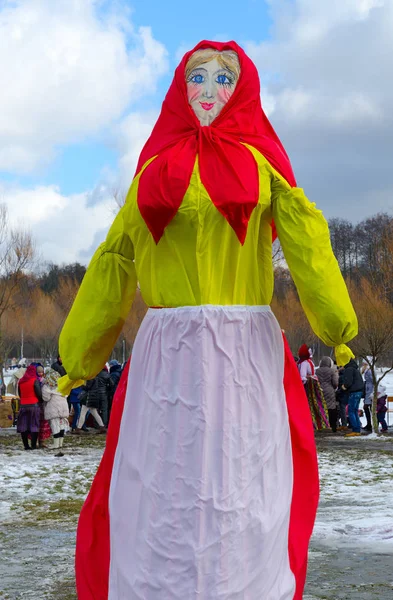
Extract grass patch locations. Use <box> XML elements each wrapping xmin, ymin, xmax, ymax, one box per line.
<box><xmin>9</xmin><ymin>498</ymin><xmax>84</xmax><ymax>526</ymax></box>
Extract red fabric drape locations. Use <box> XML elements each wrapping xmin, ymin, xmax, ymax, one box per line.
<box><xmin>283</xmin><ymin>336</ymin><xmax>319</xmax><ymax>599</ymax></box>
<box><xmin>75</xmin><ymin>341</ymin><xmax>319</xmax><ymax>600</ymax></box>
<box><xmin>75</xmin><ymin>361</ymin><xmax>130</xmax><ymax>600</ymax></box>
<box><xmin>136</xmin><ymin>40</ymin><xmax>296</xmax><ymax>245</ymax></box>
<box><xmin>19</xmin><ymin>364</ymin><xmax>37</xmax><ymax>385</ymax></box>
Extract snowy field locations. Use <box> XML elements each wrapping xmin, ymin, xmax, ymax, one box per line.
<box><xmin>0</xmin><ymin>431</ymin><xmax>393</xmax><ymax>599</ymax></box>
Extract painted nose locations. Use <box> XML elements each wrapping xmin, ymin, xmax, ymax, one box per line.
<box><xmin>203</xmin><ymin>78</ymin><xmax>214</xmax><ymax>99</ymax></box>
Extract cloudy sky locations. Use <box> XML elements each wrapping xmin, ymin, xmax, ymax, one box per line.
<box><xmin>0</xmin><ymin>0</ymin><xmax>390</xmax><ymax>263</ymax></box>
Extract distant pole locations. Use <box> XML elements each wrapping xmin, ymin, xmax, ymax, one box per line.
<box><xmin>21</xmin><ymin>327</ymin><xmax>24</xmax><ymax>359</ymax></box>
<box><xmin>122</xmin><ymin>338</ymin><xmax>126</xmax><ymax>364</ymax></box>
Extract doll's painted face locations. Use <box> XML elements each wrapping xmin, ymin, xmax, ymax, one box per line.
<box><xmin>186</xmin><ymin>50</ymin><xmax>240</xmax><ymax>126</ymax></box>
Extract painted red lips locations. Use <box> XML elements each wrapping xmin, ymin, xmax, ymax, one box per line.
<box><xmin>199</xmin><ymin>102</ymin><xmax>215</xmax><ymax>111</ymax></box>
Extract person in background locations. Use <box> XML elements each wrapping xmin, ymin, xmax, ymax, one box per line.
<box><xmin>17</xmin><ymin>364</ymin><xmax>41</xmax><ymax>450</ymax></box>
<box><xmin>297</xmin><ymin>344</ymin><xmax>315</xmax><ymax>384</ymax></box>
<box><xmin>75</xmin><ymin>378</ymin><xmax>107</xmax><ymax>434</ymax></box>
<box><xmin>7</xmin><ymin>358</ymin><xmax>27</xmax><ymax>396</ymax></box>
<box><xmin>361</xmin><ymin>361</ymin><xmax>373</xmax><ymax>433</ymax></box>
<box><xmin>109</xmin><ymin>360</ymin><xmax>122</xmax><ymax>389</ymax></box>
<box><xmin>341</xmin><ymin>355</ymin><xmax>364</xmax><ymax>437</ymax></box>
<box><xmin>108</xmin><ymin>360</ymin><xmax>122</xmax><ymax>422</ymax></box>
<box><xmin>336</xmin><ymin>366</ymin><xmax>350</xmax><ymax>430</ymax></box>
<box><xmin>316</xmin><ymin>357</ymin><xmax>339</xmax><ymax>432</ymax></box>
<box><xmin>299</xmin><ymin>345</ymin><xmax>329</xmax><ymax>430</ymax></box>
<box><xmin>95</xmin><ymin>367</ymin><xmax>113</xmax><ymax>427</ymax></box>
<box><xmin>34</xmin><ymin>363</ymin><xmax>52</xmax><ymax>449</ymax></box>
<box><xmin>377</xmin><ymin>385</ymin><xmax>388</xmax><ymax>433</ymax></box>
<box><xmin>42</xmin><ymin>368</ymin><xmax>69</xmax><ymax>457</ymax></box>
<box><xmin>51</xmin><ymin>355</ymin><xmax>66</xmax><ymax>377</ymax></box>
<box><xmin>69</xmin><ymin>384</ymin><xmax>84</xmax><ymax>432</ymax></box>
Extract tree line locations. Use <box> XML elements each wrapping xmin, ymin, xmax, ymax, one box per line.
<box><xmin>0</xmin><ymin>204</ymin><xmax>147</xmax><ymax>365</ymax></box>
<box><xmin>2</xmin><ymin>204</ymin><xmax>393</xmax><ymax>376</ymax></box>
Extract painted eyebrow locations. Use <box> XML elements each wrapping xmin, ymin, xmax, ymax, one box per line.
<box><xmin>213</xmin><ymin>68</ymin><xmax>236</xmax><ymax>76</ymax></box>
<box><xmin>189</xmin><ymin>67</ymin><xmax>208</xmax><ymax>73</ymax></box>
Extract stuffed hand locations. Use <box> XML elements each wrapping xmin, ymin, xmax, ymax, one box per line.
<box><xmin>58</xmin><ymin>374</ymin><xmax>85</xmax><ymax>396</ymax></box>
<box><xmin>335</xmin><ymin>344</ymin><xmax>355</xmax><ymax>368</ymax></box>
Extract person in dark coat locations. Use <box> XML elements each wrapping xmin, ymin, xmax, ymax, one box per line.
<box><xmin>75</xmin><ymin>376</ymin><xmax>107</xmax><ymax>434</ymax></box>
<box><xmin>316</xmin><ymin>357</ymin><xmax>339</xmax><ymax>432</ymax></box>
<box><xmin>108</xmin><ymin>360</ymin><xmax>122</xmax><ymax>422</ymax></box>
<box><xmin>94</xmin><ymin>368</ymin><xmax>113</xmax><ymax>426</ymax></box>
<box><xmin>342</xmin><ymin>358</ymin><xmax>364</xmax><ymax>436</ymax></box>
<box><xmin>51</xmin><ymin>355</ymin><xmax>67</xmax><ymax>377</ymax></box>
<box><xmin>362</xmin><ymin>363</ymin><xmax>373</xmax><ymax>432</ymax></box>
<box><xmin>336</xmin><ymin>367</ymin><xmax>349</xmax><ymax>430</ymax></box>
<box><xmin>109</xmin><ymin>360</ymin><xmax>122</xmax><ymax>389</ymax></box>
<box><xmin>76</xmin><ymin>369</ymin><xmax>113</xmax><ymax>430</ymax></box>
<box><xmin>376</xmin><ymin>386</ymin><xmax>388</xmax><ymax>433</ymax></box>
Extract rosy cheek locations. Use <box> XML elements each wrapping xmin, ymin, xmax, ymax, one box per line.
<box><xmin>187</xmin><ymin>84</ymin><xmax>201</xmax><ymax>103</ymax></box>
<box><xmin>217</xmin><ymin>87</ymin><xmax>233</xmax><ymax>104</ymax></box>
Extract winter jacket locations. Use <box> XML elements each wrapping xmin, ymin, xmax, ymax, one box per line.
<box><xmin>51</xmin><ymin>361</ymin><xmax>67</xmax><ymax>377</ymax></box>
<box><xmin>342</xmin><ymin>359</ymin><xmax>364</xmax><ymax>394</ymax></box>
<box><xmin>316</xmin><ymin>358</ymin><xmax>339</xmax><ymax>410</ymax></box>
<box><xmin>18</xmin><ymin>378</ymin><xmax>42</xmax><ymax>405</ymax></box>
<box><xmin>336</xmin><ymin>369</ymin><xmax>349</xmax><ymax>404</ymax></box>
<box><xmin>69</xmin><ymin>386</ymin><xmax>83</xmax><ymax>404</ymax></box>
<box><xmin>363</xmin><ymin>369</ymin><xmax>373</xmax><ymax>405</ymax></box>
<box><xmin>42</xmin><ymin>384</ymin><xmax>69</xmax><ymax>420</ymax></box>
<box><xmin>83</xmin><ymin>370</ymin><xmax>113</xmax><ymax>409</ymax></box>
<box><xmin>109</xmin><ymin>365</ymin><xmax>122</xmax><ymax>395</ymax></box>
<box><xmin>377</xmin><ymin>393</ymin><xmax>388</xmax><ymax>414</ymax></box>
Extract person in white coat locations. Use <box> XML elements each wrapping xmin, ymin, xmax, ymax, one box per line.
<box><xmin>7</xmin><ymin>358</ymin><xmax>27</xmax><ymax>395</ymax></box>
<box><xmin>42</xmin><ymin>368</ymin><xmax>69</xmax><ymax>457</ymax></box>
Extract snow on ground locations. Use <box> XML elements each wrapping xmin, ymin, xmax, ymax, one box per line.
<box><xmin>2</xmin><ymin>434</ymin><xmax>390</xmax><ymax>557</ymax></box>
<box><xmin>0</xmin><ymin>432</ymin><xmax>104</xmax><ymax>599</ymax></box>
<box><xmin>1</xmin><ymin>431</ymin><xmax>393</xmax><ymax>599</ymax></box>
<box><xmin>314</xmin><ymin>445</ymin><xmax>393</xmax><ymax>553</ymax></box>
<box><xmin>0</xmin><ymin>435</ymin><xmax>101</xmax><ymax>525</ymax></box>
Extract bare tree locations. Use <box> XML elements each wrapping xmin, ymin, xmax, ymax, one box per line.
<box><xmin>26</xmin><ymin>289</ymin><xmax>63</xmax><ymax>360</ymax></box>
<box><xmin>272</xmin><ymin>238</ymin><xmax>284</xmax><ymax>269</ymax></box>
<box><xmin>272</xmin><ymin>287</ymin><xmax>318</xmax><ymax>355</ymax></box>
<box><xmin>111</xmin><ymin>187</ymin><xmax>128</xmax><ymax>214</ymax></box>
<box><xmin>114</xmin><ymin>288</ymin><xmax>148</xmax><ymax>360</ymax></box>
<box><xmin>349</xmin><ymin>278</ymin><xmax>393</xmax><ymax>433</ymax></box>
<box><xmin>0</xmin><ymin>204</ymin><xmax>35</xmax><ymax>371</ymax></box>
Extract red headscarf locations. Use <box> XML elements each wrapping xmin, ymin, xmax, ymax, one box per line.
<box><xmin>136</xmin><ymin>40</ymin><xmax>296</xmax><ymax>245</ymax></box>
<box><xmin>298</xmin><ymin>345</ymin><xmax>311</xmax><ymax>362</ymax></box>
<box><xmin>19</xmin><ymin>364</ymin><xmax>38</xmax><ymax>385</ymax></box>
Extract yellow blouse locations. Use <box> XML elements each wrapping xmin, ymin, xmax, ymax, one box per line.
<box><xmin>59</xmin><ymin>146</ymin><xmax>357</xmax><ymax>387</ymax></box>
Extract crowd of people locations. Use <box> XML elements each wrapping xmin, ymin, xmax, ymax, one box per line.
<box><xmin>297</xmin><ymin>344</ymin><xmax>389</xmax><ymax>435</ymax></box>
<box><xmin>8</xmin><ymin>345</ymin><xmax>389</xmax><ymax>456</ymax></box>
<box><xmin>8</xmin><ymin>356</ymin><xmax>124</xmax><ymax>455</ymax></box>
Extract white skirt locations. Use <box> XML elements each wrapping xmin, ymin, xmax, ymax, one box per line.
<box><xmin>108</xmin><ymin>305</ymin><xmax>296</xmax><ymax>599</ymax></box>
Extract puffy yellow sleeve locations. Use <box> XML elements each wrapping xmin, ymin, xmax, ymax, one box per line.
<box><xmin>271</xmin><ymin>170</ymin><xmax>358</xmax><ymax>347</ymax></box>
<box><xmin>59</xmin><ymin>200</ymin><xmax>137</xmax><ymax>388</ymax></box>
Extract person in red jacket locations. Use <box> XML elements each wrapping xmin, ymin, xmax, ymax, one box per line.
<box><xmin>17</xmin><ymin>364</ymin><xmax>42</xmax><ymax>450</ymax></box>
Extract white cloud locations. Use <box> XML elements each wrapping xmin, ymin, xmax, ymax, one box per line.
<box><xmin>116</xmin><ymin>110</ymin><xmax>159</xmax><ymax>184</ymax></box>
<box><xmin>84</xmin><ymin>109</ymin><xmax>159</xmax><ymax>209</ymax></box>
<box><xmin>246</xmin><ymin>0</ymin><xmax>393</xmax><ymax>220</ymax></box>
<box><xmin>0</xmin><ymin>0</ymin><xmax>168</xmax><ymax>174</ymax></box>
<box><xmin>1</xmin><ymin>183</ymin><xmax>113</xmax><ymax>264</ymax></box>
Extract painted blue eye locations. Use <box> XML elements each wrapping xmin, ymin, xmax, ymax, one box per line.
<box><xmin>216</xmin><ymin>74</ymin><xmax>231</xmax><ymax>85</ymax></box>
<box><xmin>191</xmin><ymin>74</ymin><xmax>204</xmax><ymax>84</ymax></box>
